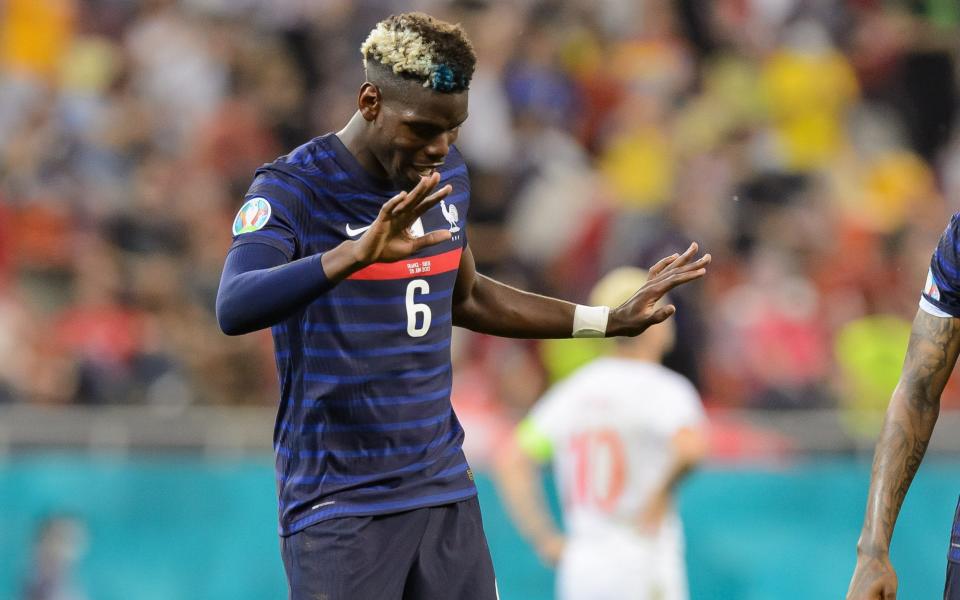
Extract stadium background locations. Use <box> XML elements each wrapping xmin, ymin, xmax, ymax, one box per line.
<box><xmin>1</xmin><ymin>0</ymin><xmax>960</xmax><ymax>598</ymax></box>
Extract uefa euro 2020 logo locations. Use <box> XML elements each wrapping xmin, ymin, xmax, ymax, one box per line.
<box><xmin>233</xmin><ymin>198</ymin><xmax>272</xmax><ymax>236</ymax></box>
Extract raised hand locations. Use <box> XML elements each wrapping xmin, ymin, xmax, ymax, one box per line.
<box><xmin>353</xmin><ymin>172</ymin><xmax>453</xmax><ymax>265</ymax></box>
<box><xmin>847</xmin><ymin>552</ymin><xmax>897</xmax><ymax>599</ymax></box>
<box><xmin>605</xmin><ymin>242</ymin><xmax>711</xmax><ymax>337</ymax></box>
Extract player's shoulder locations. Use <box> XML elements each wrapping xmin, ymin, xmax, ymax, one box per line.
<box><xmin>560</xmin><ymin>358</ymin><xmax>616</xmax><ymax>388</ymax></box>
<box><xmin>655</xmin><ymin>365</ymin><xmax>700</xmax><ymax>403</ymax></box>
<box><xmin>271</xmin><ymin>135</ymin><xmax>338</xmax><ymax>173</ymax></box>
<box><xmin>235</xmin><ymin>140</ymin><xmax>334</xmax><ymax>234</ymax></box>
<box><xmin>254</xmin><ymin>134</ymin><xmax>346</xmax><ymax>193</ymax></box>
<box><xmin>937</xmin><ymin>212</ymin><xmax>960</xmax><ymax>239</ymax></box>
<box><xmin>932</xmin><ymin>211</ymin><xmax>960</xmax><ymax>250</ymax></box>
<box><xmin>533</xmin><ymin>360</ymin><xmax>600</xmax><ymax>411</ymax></box>
<box><xmin>930</xmin><ymin>212</ymin><xmax>960</xmax><ymax>275</ymax></box>
<box><xmin>636</xmin><ymin>360</ymin><xmax>697</xmax><ymax>394</ymax></box>
<box><xmin>921</xmin><ymin>212</ymin><xmax>960</xmax><ymax>316</ymax></box>
<box><xmin>595</xmin><ymin>358</ymin><xmax>699</xmax><ymax>399</ymax></box>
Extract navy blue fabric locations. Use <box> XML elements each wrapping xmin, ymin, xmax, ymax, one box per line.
<box><xmin>947</xmin><ymin>563</ymin><xmax>960</xmax><ymax>600</ymax></box>
<box><xmin>216</xmin><ymin>243</ymin><xmax>331</xmax><ymax>335</ymax></box>
<box><xmin>925</xmin><ymin>213</ymin><xmax>960</xmax><ymax>317</ymax></box>
<box><xmin>946</xmin><ymin>496</ymin><xmax>960</xmax><ymax>599</ymax></box>
<box><xmin>280</xmin><ymin>496</ymin><xmax>497</xmax><ymax>600</ymax></box>
<box><xmin>226</xmin><ymin>133</ymin><xmax>476</xmax><ymax>535</ymax></box>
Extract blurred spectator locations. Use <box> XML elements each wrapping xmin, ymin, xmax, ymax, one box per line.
<box><xmin>0</xmin><ymin>0</ymin><xmax>957</xmax><ymax>430</ymax></box>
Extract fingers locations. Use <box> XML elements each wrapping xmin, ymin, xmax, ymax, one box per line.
<box><xmin>656</xmin><ymin>242</ymin><xmax>698</xmax><ymax>271</ymax></box>
<box><xmin>650</xmin><ymin>252</ymin><xmax>711</xmax><ymax>284</ymax></box>
<box><xmin>380</xmin><ymin>190</ymin><xmax>407</xmax><ymax>217</ymax></box>
<box><xmin>411</xmin><ymin>229</ymin><xmax>452</xmax><ymax>251</ymax></box>
<box><xmin>681</xmin><ymin>252</ymin><xmax>711</xmax><ymax>273</ymax></box>
<box><xmin>391</xmin><ymin>172</ymin><xmax>440</xmax><ymax>216</ymax></box>
<box><xmin>647</xmin><ymin>242</ymin><xmax>706</xmax><ymax>281</ymax></box>
<box><xmin>654</xmin><ymin>265</ymin><xmax>709</xmax><ymax>294</ymax></box>
<box><xmin>623</xmin><ymin>264</ymin><xmax>707</xmax><ymax>319</ymax></box>
<box><xmin>412</xmin><ymin>184</ymin><xmax>453</xmax><ymax>219</ymax></box>
<box><xmin>648</xmin><ymin>252</ymin><xmax>680</xmax><ymax>278</ymax></box>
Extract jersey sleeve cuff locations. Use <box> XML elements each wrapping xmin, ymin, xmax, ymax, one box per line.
<box><xmin>919</xmin><ymin>295</ymin><xmax>959</xmax><ymax>318</ymax></box>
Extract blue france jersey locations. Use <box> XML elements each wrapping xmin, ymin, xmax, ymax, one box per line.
<box><xmin>230</xmin><ymin>133</ymin><xmax>475</xmax><ymax>535</ymax></box>
<box><xmin>923</xmin><ymin>213</ymin><xmax>960</xmax><ymax>318</ymax></box>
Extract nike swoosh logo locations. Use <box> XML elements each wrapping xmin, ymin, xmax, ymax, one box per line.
<box><xmin>345</xmin><ymin>224</ymin><xmax>372</xmax><ymax>237</ymax></box>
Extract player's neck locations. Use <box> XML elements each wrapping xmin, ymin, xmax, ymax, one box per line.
<box><xmin>337</xmin><ymin>113</ymin><xmax>390</xmax><ymax>182</ymax></box>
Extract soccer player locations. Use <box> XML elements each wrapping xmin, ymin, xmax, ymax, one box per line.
<box><xmin>215</xmin><ymin>13</ymin><xmax>710</xmax><ymax>600</ymax></box>
<box><xmin>847</xmin><ymin>213</ymin><xmax>960</xmax><ymax>600</ymax></box>
<box><xmin>496</xmin><ymin>267</ymin><xmax>707</xmax><ymax>600</ymax></box>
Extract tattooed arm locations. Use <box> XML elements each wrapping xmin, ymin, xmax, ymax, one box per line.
<box><xmin>847</xmin><ymin>309</ymin><xmax>960</xmax><ymax>600</ymax></box>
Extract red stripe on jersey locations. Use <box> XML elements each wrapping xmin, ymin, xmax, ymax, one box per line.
<box><xmin>348</xmin><ymin>248</ymin><xmax>462</xmax><ymax>281</ymax></box>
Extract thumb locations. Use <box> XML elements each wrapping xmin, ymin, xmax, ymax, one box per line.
<box><xmin>647</xmin><ymin>304</ymin><xmax>676</xmax><ymax>326</ymax></box>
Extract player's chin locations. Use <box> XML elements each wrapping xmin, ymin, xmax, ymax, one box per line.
<box><xmin>404</xmin><ymin>164</ymin><xmax>440</xmax><ymax>186</ymax></box>
<box><xmin>393</xmin><ymin>171</ymin><xmax>420</xmax><ymax>190</ymax></box>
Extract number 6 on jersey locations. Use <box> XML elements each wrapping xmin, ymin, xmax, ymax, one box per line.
<box><xmin>406</xmin><ymin>279</ymin><xmax>431</xmax><ymax>337</ymax></box>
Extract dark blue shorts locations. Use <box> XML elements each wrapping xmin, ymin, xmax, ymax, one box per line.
<box><xmin>280</xmin><ymin>496</ymin><xmax>498</xmax><ymax>600</ymax></box>
<box><xmin>946</xmin><ymin>496</ymin><xmax>960</xmax><ymax>599</ymax></box>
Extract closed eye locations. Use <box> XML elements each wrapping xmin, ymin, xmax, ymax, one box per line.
<box><xmin>407</xmin><ymin>122</ymin><xmax>444</xmax><ymax>139</ymax></box>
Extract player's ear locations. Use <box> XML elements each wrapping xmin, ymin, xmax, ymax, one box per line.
<box><xmin>358</xmin><ymin>82</ymin><xmax>381</xmax><ymax>122</ymax></box>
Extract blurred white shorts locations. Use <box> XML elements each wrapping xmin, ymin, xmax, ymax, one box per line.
<box><xmin>556</xmin><ymin>532</ymin><xmax>688</xmax><ymax>600</ymax></box>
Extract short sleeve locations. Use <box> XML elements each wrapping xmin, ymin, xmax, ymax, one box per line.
<box><xmin>655</xmin><ymin>377</ymin><xmax>706</xmax><ymax>436</ymax></box>
<box><xmin>229</xmin><ymin>169</ymin><xmax>307</xmax><ymax>260</ymax></box>
<box><xmin>921</xmin><ymin>213</ymin><xmax>960</xmax><ymax>318</ymax></box>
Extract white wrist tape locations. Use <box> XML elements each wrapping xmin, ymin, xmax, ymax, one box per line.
<box><xmin>572</xmin><ymin>305</ymin><xmax>609</xmax><ymax>338</ymax></box>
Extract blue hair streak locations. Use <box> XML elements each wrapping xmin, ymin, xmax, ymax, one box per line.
<box><xmin>429</xmin><ymin>63</ymin><xmax>466</xmax><ymax>92</ymax></box>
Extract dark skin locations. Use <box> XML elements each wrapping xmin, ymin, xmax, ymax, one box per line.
<box><xmin>320</xmin><ymin>74</ymin><xmax>711</xmax><ymax>337</ymax></box>
<box><xmin>847</xmin><ymin>309</ymin><xmax>960</xmax><ymax>599</ymax></box>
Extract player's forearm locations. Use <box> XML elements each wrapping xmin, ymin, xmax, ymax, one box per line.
<box><xmin>857</xmin><ymin>383</ymin><xmax>939</xmax><ymax>556</ymax></box>
<box><xmin>857</xmin><ymin>311</ymin><xmax>960</xmax><ymax>556</ymax></box>
<box><xmin>655</xmin><ymin>453</ymin><xmax>701</xmax><ymax>501</ymax></box>
<box><xmin>217</xmin><ymin>244</ymin><xmax>333</xmax><ymax>335</ymax></box>
<box><xmin>493</xmin><ymin>445</ymin><xmax>562</xmax><ymax>546</ymax></box>
<box><xmin>452</xmin><ymin>274</ymin><xmax>578</xmax><ymax>338</ymax></box>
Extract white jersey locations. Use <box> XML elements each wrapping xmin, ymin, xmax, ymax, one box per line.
<box><xmin>528</xmin><ymin>357</ymin><xmax>705</xmax><ymax>600</ymax></box>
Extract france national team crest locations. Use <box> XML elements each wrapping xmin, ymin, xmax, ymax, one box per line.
<box><xmin>233</xmin><ymin>197</ymin><xmax>271</xmax><ymax>236</ymax></box>
<box><xmin>440</xmin><ymin>199</ymin><xmax>460</xmax><ymax>233</ymax></box>
<box><xmin>926</xmin><ymin>268</ymin><xmax>941</xmax><ymax>301</ymax></box>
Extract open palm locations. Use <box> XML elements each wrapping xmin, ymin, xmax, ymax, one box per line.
<box><xmin>606</xmin><ymin>242</ymin><xmax>711</xmax><ymax>337</ymax></box>
<box><xmin>354</xmin><ymin>172</ymin><xmax>453</xmax><ymax>264</ymax></box>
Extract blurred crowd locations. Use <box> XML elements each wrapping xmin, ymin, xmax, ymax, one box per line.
<box><xmin>1</xmin><ymin>0</ymin><xmax>959</xmax><ymax>427</ymax></box>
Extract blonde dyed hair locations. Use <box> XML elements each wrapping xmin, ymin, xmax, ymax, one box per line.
<box><xmin>360</xmin><ymin>13</ymin><xmax>475</xmax><ymax>92</ymax></box>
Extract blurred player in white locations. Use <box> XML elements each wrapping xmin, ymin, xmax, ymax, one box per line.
<box><xmin>496</xmin><ymin>267</ymin><xmax>708</xmax><ymax>600</ymax></box>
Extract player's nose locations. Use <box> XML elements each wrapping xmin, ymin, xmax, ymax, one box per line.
<box><xmin>424</xmin><ymin>132</ymin><xmax>452</xmax><ymax>162</ymax></box>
